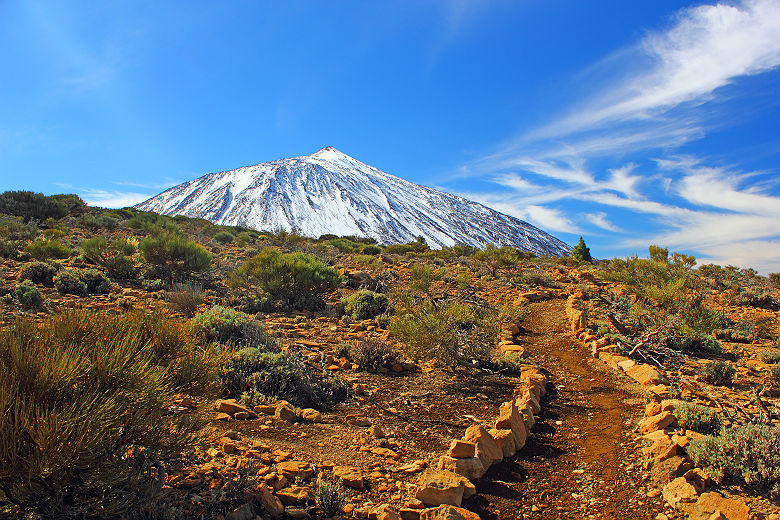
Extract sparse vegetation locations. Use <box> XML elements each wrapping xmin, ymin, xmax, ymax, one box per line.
<box><xmin>229</xmin><ymin>248</ymin><xmax>341</xmax><ymax>310</ymax></box>
<box><xmin>0</xmin><ymin>310</ymin><xmax>229</xmax><ymax>517</ymax></box>
<box><xmin>14</xmin><ymin>280</ymin><xmax>43</xmax><ymax>308</ymax></box>
<box><xmin>673</xmin><ymin>402</ymin><xmax>721</xmax><ymax>434</ymax></box>
<box><xmin>350</xmin><ymin>339</ymin><xmax>400</xmax><ymax>372</ymax></box>
<box><xmin>342</xmin><ymin>290</ymin><xmax>389</xmax><ymax>320</ymax></box>
<box><xmin>688</xmin><ymin>423</ymin><xmax>780</xmax><ymax>499</ymax></box>
<box><xmin>698</xmin><ymin>360</ymin><xmax>736</xmax><ymax>387</ymax></box>
<box><xmin>18</xmin><ymin>261</ymin><xmax>57</xmax><ymax>286</ymax></box>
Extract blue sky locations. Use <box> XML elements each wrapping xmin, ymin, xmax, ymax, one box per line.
<box><xmin>2</xmin><ymin>1</ymin><xmax>780</xmax><ymax>272</ymax></box>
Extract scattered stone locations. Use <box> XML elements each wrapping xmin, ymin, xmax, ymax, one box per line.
<box><xmin>420</xmin><ymin>505</ymin><xmax>481</xmax><ymax>520</ymax></box>
<box><xmin>300</xmin><ymin>408</ymin><xmax>322</xmax><ymax>422</ymax></box>
<box><xmin>334</xmin><ymin>465</ymin><xmax>365</xmax><ymax>489</ymax></box>
<box><xmin>495</xmin><ymin>401</ymin><xmax>528</xmax><ymax>450</ymax></box>
<box><xmin>639</xmin><ymin>411</ymin><xmax>675</xmax><ymax>434</ymax></box>
<box><xmin>683</xmin><ymin>492</ymin><xmax>751</xmax><ymax>520</ymax></box>
<box><xmin>226</xmin><ymin>503</ymin><xmax>254</xmax><ymax>520</ymax></box>
<box><xmin>276</xmin><ymin>485</ymin><xmax>312</xmax><ymax>506</ymax></box>
<box><xmin>275</xmin><ymin>400</ymin><xmax>298</xmax><ymax>422</ymax></box>
<box><xmin>662</xmin><ymin>476</ymin><xmax>698</xmax><ymax>509</ymax></box>
<box><xmin>215</xmin><ymin>399</ymin><xmax>255</xmax><ymax>417</ymax></box>
<box><xmin>256</xmin><ymin>484</ymin><xmax>284</xmax><ymax>518</ymax></box>
<box><xmin>276</xmin><ymin>460</ymin><xmax>314</xmax><ymax>480</ymax></box>
<box><xmin>626</xmin><ymin>364</ymin><xmax>665</xmax><ymax>386</ymax></box>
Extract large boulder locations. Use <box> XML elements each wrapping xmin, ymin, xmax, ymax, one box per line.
<box><xmin>662</xmin><ymin>477</ymin><xmax>699</xmax><ymax>509</ymax></box>
<box><xmin>639</xmin><ymin>411</ymin><xmax>675</xmax><ymax>434</ymax></box>
<box><xmin>333</xmin><ymin>466</ymin><xmax>365</xmax><ymax>489</ymax></box>
<box><xmin>626</xmin><ymin>363</ymin><xmax>665</xmax><ymax>386</ymax></box>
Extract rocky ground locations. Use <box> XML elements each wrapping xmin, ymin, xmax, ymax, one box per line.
<box><xmin>2</xmin><ymin>237</ymin><xmax>780</xmax><ymax>520</ymax></box>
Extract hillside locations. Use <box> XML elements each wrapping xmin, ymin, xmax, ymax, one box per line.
<box><xmin>1</xmin><ymin>192</ymin><xmax>779</xmax><ymax>520</ymax></box>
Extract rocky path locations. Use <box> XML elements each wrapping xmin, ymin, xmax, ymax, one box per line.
<box><xmin>466</xmin><ymin>299</ymin><xmax>670</xmax><ymax>520</ymax></box>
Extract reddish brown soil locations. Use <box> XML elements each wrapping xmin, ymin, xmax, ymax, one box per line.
<box><xmin>465</xmin><ymin>299</ymin><xmax>672</xmax><ymax>520</ymax></box>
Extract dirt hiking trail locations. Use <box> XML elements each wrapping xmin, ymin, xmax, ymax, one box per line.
<box><xmin>465</xmin><ymin>299</ymin><xmax>671</xmax><ymax>520</ymax></box>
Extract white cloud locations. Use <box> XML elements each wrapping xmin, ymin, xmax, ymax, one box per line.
<box><xmin>80</xmin><ymin>189</ymin><xmax>150</xmax><ymax>208</ymax></box>
<box><xmin>584</xmin><ymin>212</ymin><xmax>623</xmax><ymax>233</ymax></box>
<box><xmin>452</xmin><ymin>0</ymin><xmax>780</xmax><ymax>272</ymax></box>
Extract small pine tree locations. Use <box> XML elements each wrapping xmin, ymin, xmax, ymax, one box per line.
<box><xmin>571</xmin><ymin>236</ymin><xmax>592</xmax><ymax>263</ymax></box>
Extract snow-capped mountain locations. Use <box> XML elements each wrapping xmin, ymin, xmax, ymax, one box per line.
<box><xmin>135</xmin><ymin>147</ymin><xmax>572</xmax><ymax>256</ymax></box>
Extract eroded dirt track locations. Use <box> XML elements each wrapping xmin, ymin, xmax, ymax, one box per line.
<box><xmin>466</xmin><ymin>299</ymin><xmax>669</xmax><ymax>519</ymax></box>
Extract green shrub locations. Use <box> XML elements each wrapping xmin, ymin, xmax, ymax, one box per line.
<box><xmin>673</xmin><ymin>402</ymin><xmax>720</xmax><ymax>434</ymax></box>
<box><xmin>361</xmin><ymin>244</ymin><xmax>381</xmax><ymax>255</ymax></box>
<box><xmin>667</xmin><ymin>334</ymin><xmax>722</xmax><ymax>355</ymax></box>
<box><xmin>53</xmin><ymin>271</ymin><xmax>87</xmax><ymax>296</ymax></box>
<box><xmin>734</xmin><ymin>290</ymin><xmax>779</xmax><ymax>311</ymax></box>
<box><xmin>14</xmin><ymin>280</ymin><xmax>43</xmax><ymax>308</ymax></box>
<box><xmin>221</xmin><ymin>349</ymin><xmax>346</xmax><ymax>409</ymax></box>
<box><xmin>518</xmin><ymin>269</ymin><xmax>562</xmax><ymax>289</ymax></box>
<box><xmin>390</xmin><ymin>299</ymin><xmax>501</xmax><ymax>365</ymax></box>
<box><xmin>140</xmin><ymin>232</ymin><xmax>211</xmax><ymax>274</ymax></box>
<box><xmin>698</xmin><ymin>360</ymin><xmax>736</xmax><ymax>387</ymax></box>
<box><xmin>758</xmin><ymin>351</ymin><xmax>780</xmax><ymax>364</ymax></box>
<box><xmin>474</xmin><ymin>245</ymin><xmax>522</xmax><ymax>275</ymax></box>
<box><xmin>80</xmin><ymin>213</ymin><xmax>118</xmax><ymax>231</ymax></box>
<box><xmin>0</xmin><ymin>190</ymin><xmax>67</xmax><ymax>222</ymax></box>
<box><xmin>18</xmin><ymin>261</ymin><xmax>57</xmax><ymax>286</ymax></box>
<box><xmin>191</xmin><ymin>306</ymin><xmax>250</xmax><ymax>344</ymax></box>
<box><xmin>314</xmin><ymin>477</ymin><xmax>347</xmax><ymax>518</ymax></box>
<box><xmin>213</xmin><ymin>231</ymin><xmax>234</xmax><ymax>244</ymax></box>
<box><xmin>384</xmin><ymin>239</ymin><xmax>430</xmax><ymax>255</ymax></box>
<box><xmin>229</xmin><ymin>248</ymin><xmax>341</xmax><ymax>310</ymax></box>
<box><xmin>82</xmin><ymin>237</ymin><xmax>137</xmax><ymax>278</ymax></box>
<box><xmin>78</xmin><ymin>269</ymin><xmax>111</xmax><ymax>294</ymax></box>
<box><xmin>770</xmin><ymin>365</ymin><xmax>780</xmax><ymax>384</ymax></box>
<box><xmin>688</xmin><ymin>423</ymin><xmax>780</xmax><ymax>499</ymax></box>
<box><xmin>0</xmin><ymin>310</ymin><xmax>229</xmax><ymax>517</ymax></box>
<box><xmin>24</xmin><ymin>239</ymin><xmax>71</xmax><ymax>261</ymax></box>
<box><xmin>490</xmin><ymin>353</ymin><xmax>525</xmax><ymax>374</ymax></box>
<box><xmin>342</xmin><ymin>291</ymin><xmax>388</xmax><ymax>320</ymax></box>
<box><xmin>770</xmin><ymin>273</ymin><xmax>780</xmax><ymax>286</ymax></box>
<box><xmin>141</xmin><ymin>277</ymin><xmax>164</xmax><ymax>292</ymax></box>
<box><xmin>349</xmin><ymin>339</ymin><xmax>399</xmax><ymax>372</ymax></box>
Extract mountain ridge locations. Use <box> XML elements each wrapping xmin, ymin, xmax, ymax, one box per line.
<box><xmin>135</xmin><ymin>147</ymin><xmax>572</xmax><ymax>257</ymax></box>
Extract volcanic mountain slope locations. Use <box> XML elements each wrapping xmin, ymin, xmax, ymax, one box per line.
<box><xmin>136</xmin><ymin>147</ymin><xmax>572</xmax><ymax>256</ymax></box>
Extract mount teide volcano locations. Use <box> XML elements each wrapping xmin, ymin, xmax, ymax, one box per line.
<box><xmin>136</xmin><ymin>147</ymin><xmax>572</xmax><ymax>256</ymax></box>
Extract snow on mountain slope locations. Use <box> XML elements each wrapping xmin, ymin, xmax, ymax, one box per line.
<box><xmin>135</xmin><ymin>147</ymin><xmax>572</xmax><ymax>256</ymax></box>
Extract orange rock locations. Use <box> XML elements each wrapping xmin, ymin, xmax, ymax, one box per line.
<box><xmin>446</xmin><ymin>440</ymin><xmax>476</xmax><ymax>459</ymax></box>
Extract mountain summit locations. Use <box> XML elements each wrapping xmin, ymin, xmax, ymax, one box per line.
<box><xmin>135</xmin><ymin>148</ymin><xmax>572</xmax><ymax>256</ymax></box>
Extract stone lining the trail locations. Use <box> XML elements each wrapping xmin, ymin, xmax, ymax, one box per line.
<box><xmin>567</xmin><ymin>295</ymin><xmax>763</xmax><ymax>520</ymax></box>
<box><xmin>414</xmin><ymin>321</ymin><xmax>549</xmax><ymax>519</ymax></box>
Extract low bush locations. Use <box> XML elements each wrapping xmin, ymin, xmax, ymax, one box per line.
<box><xmin>390</xmin><ymin>299</ymin><xmax>501</xmax><ymax>366</ymax></box>
<box><xmin>697</xmin><ymin>360</ymin><xmax>736</xmax><ymax>387</ymax></box>
<box><xmin>166</xmin><ymin>281</ymin><xmax>205</xmax><ymax>317</ymax></box>
<box><xmin>14</xmin><ymin>280</ymin><xmax>43</xmax><ymax>308</ymax></box>
<box><xmin>141</xmin><ymin>277</ymin><xmax>164</xmax><ymax>292</ymax></box>
<box><xmin>688</xmin><ymin>423</ymin><xmax>780</xmax><ymax>499</ymax></box>
<box><xmin>82</xmin><ymin>237</ymin><xmax>137</xmax><ymax>278</ymax></box>
<box><xmin>78</xmin><ymin>269</ymin><xmax>111</xmax><ymax>294</ymax></box>
<box><xmin>230</xmin><ymin>248</ymin><xmax>341</xmax><ymax>311</ymax></box>
<box><xmin>518</xmin><ymin>269</ymin><xmax>562</xmax><ymax>289</ymax></box>
<box><xmin>140</xmin><ymin>232</ymin><xmax>211</xmax><ymax>275</ymax></box>
<box><xmin>759</xmin><ymin>351</ymin><xmax>780</xmax><ymax>364</ymax></box>
<box><xmin>213</xmin><ymin>231</ymin><xmax>234</xmax><ymax>244</ymax></box>
<box><xmin>349</xmin><ymin>339</ymin><xmax>399</xmax><ymax>372</ymax></box>
<box><xmin>191</xmin><ymin>306</ymin><xmax>250</xmax><ymax>343</ymax></box>
<box><xmin>771</xmin><ymin>365</ymin><xmax>780</xmax><ymax>384</ymax></box>
<box><xmin>24</xmin><ymin>239</ymin><xmax>71</xmax><ymax>261</ymax></box>
<box><xmin>734</xmin><ymin>290</ymin><xmax>779</xmax><ymax>311</ymax></box>
<box><xmin>361</xmin><ymin>244</ymin><xmax>381</xmax><ymax>255</ymax></box>
<box><xmin>666</xmin><ymin>334</ymin><xmax>722</xmax><ymax>355</ymax></box>
<box><xmin>18</xmin><ymin>261</ymin><xmax>57</xmax><ymax>286</ymax></box>
<box><xmin>314</xmin><ymin>477</ymin><xmax>347</xmax><ymax>518</ymax></box>
<box><xmin>474</xmin><ymin>245</ymin><xmax>522</xmax><ymax>276</ymax></box>
<box><xmin>53</xmin><ymin>270</ymin><xmax>87</xmax><ymax>296</ymax></box>
<box><xmin>673</xmin><ymin>402</ymin><xmax>720</xmax><ymax>434</ymax></box>
<box><xmin>0</xmin><ymin>310</ymin><xmax>229</xmax><ymax>517</ymax></box>
<box><xmin>80</xmin><ymin>213</ymin><xmax>118</xmax><ymax>231</ymax></box>
<box><xmin>342</xmin><ymin>290</ymin><xmax>388</xmax><ymax>320</ymax></box>
<box><xmin>221</xmin><ymin>349</ymin><xmax>347</xmax><ymax>409</ymax></box>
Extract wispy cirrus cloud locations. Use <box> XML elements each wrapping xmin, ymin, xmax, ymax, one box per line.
<box><xmin>451</xmin><ymin>0</ymin><xmax>780</xmax><ymax>272</ymax></box>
